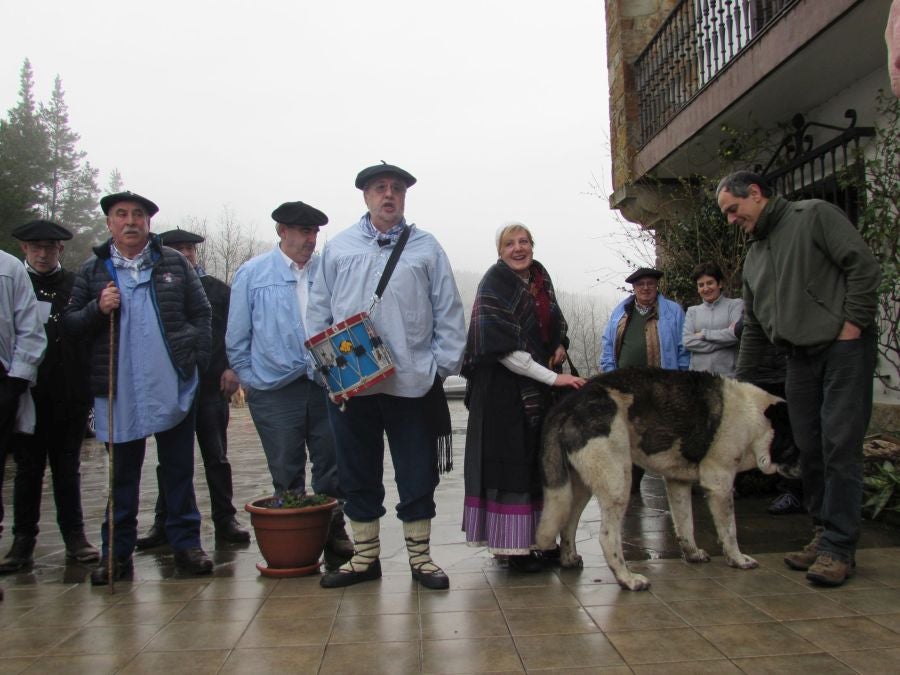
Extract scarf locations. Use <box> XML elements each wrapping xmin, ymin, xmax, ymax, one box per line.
<box><xmin>463</xmin><ymin>259</ymin><xmax>566</xmax><ymax>422</ymax></box>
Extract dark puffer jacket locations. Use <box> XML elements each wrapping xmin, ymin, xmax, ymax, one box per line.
<box><xmin>63</xmin><ymin>234</ymin><xmax>211</xmax><ymax>397</ymax></box>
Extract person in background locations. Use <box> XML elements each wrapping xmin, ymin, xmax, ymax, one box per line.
<box><xmin>0</xmin><ymin>221</ymin><xmax>98</xmax><ymax>575</ymax></box>
<box><xmin>718</xmin><ymin>170</ymin><xmax>879</xmax><ymax>587</ymax></box>
<box><xmin>461</xmin><ymin>222</ymin><xmax>585</xmax><ymax>572</ymax></box>
<box><xmin>600</xmin><ymin>267</ymin><xmax>689</xmax><ymax>491</ymax></box>
<box><xmin>682</xmin><ymin>261</ymin><xmax>743</xmax><ymax>378</ymax></box>
<box><xmin>226</xmin><ymin>202</ymin><xmax>352</xmax><ymax>567</ymax></box>
<box><xmin>64</xmin><ymin>190</ymin><xmax>214</xmax><ymax>585</ymax></box>
<box><xmin>135</xmin><ymin>228</ymin><xmax>249</xmax><ymax>550</ymax></box>
<box><xmin>308</xmin><ymin>162</ymin><xmax>466</xmax><ymax>589</ymax></box>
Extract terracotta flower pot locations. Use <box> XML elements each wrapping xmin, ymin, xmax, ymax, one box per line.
<box><xmin>245</xmin><ymin>496</ymin><xmax>336</xmax><ymax>578</ymax></box>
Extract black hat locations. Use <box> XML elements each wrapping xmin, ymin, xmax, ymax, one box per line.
<box><xmin>11</xmin><ymin>219</ymin><xmax>73</xmax><ymax>242</ymax></box>
<box><xmin>625</xmin><ymin>267</ymin><xmax>663</xmax><ymax>284</ymax></box>
<box><xmin>271</xmin><ymin>201</ymin><xmax>328</xmax><ymax>227</ymax></box>
<box><xmin>100</xmin><ymin>191</ymin><xmax>159</xmax><ymax>217</ymax></box>
<box><xmin>354</xmin><ymin>162</ymin><xmax>417</xmax><ymax>190</ymax></box>
<box><xmin>159</xmin><ymin>229</ymin><xmax>205</xmax><ymax>246</ymax></box>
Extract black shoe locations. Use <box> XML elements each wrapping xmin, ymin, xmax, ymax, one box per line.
<box><xmin>135</xmin><ymin>522</ymin><xmax>167</xmax><ymax>549</ymax></box>
<box><xmin>411</xmin><ymin>565</ymin><xmax>450</xmax><ymax>589</ymax></box>
<box><xmin>508</xmin><ymin>553</ymin><xmax>543</xmax><ymax>573</ymax></box>
<box><xmin>0</xmin><ymin>536</ymin><xmax>36</xmax><ymax>574</ymax></box>
<box><xmin>173</xmin><ymin>547</ymin><xmax>213</xmax><ymax>575</ymax></box>
<box><xmin>215</xmin><ymin>518</ymin><xmax>250</xmax><ymax>543</ymax></box>
<box><xmin>320</xmin><ymin>558</ymin><xmax>382</xmax><ymax>588</ymax></box>
<box><xmin>768</xmin><ymin>492</ymin><xmax>805</xmax><ymax>515</ymax></box>
<box><xmin>64</xmin><ymin>531</ymin><xmax>100</xmax><ymax>563</ymax></box>
<box><xmin>90</xmin><ymin>557</ymin><xmax>134</xmax><ymax>586</ymax></box>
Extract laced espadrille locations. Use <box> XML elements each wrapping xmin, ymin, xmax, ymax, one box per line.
<box><xmin>404</xmin><ymin>519</ymin><xmax>449</xmax><ymax>590</ymax></box>
<box><xmin>320</xmin><ymin>518</ymin><xmax>382</xmax><ymax>588</ymax></box>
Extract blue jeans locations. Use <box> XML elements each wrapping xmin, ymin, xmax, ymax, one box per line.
<box><xmin>246</xmin><ymin>377</ymin><xmax>338</xmax><ymax>496</ymax></box>
<box><xmin>327</xmin><ymin>393</ymin><xmax>439</xmax><ymax>522</ymax></box>
<box><xmin>101</xmin><ymin>406</ymin><xmax>201</xmax><ymax>559</ymax></box>
<box><xmin>153</xmin><ymin>392</ymin><xmax>236</xmax><ymax>527</ymax></box>
<box><xmin>785</xmin><ymin>330</ymin><xmax>876</xmax><ymax>562</ymax></box>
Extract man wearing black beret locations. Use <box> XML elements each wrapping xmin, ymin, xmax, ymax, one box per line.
<box><xmin>134</xmin><ymin>229</ymin><xmax>249</xmax><ymax>550</ymax></box>
<box><xmin>226</xmin><ymin>201</ymin><xmax>352</xmax><ymax>566</ymax></box>
<box><xmin>0</xmin><ymin>221</ymin><xmax>99</xmax><ymax>574</ymax></box>
<box><xmin>308</xmin><ymin>163</ymin><xmax>466</xmax><ymax>589</ymax></box>
<box><xmin>63</xmin><ymin>191</ymin><xmax>214</xmax><ymax>584</ymax></box>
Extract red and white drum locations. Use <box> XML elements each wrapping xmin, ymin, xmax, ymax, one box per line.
<box><xmin>305</xmin><ymin>312</ymin><xmax>395</xmax><ymax>404</ymax></box>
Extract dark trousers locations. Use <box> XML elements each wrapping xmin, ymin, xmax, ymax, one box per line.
<box><xmin>12</xmin><ymin>403</ymin><xmax>90</xmax><ymax>540</ymax></box>
<box><xmin>0</xmin><ymin>399</ymin><xmax>16</xmax><ymax>527</ymax></box>
<box><xmin>327</xmin><ymin>393</ymin><xmax>438</xmax><ymax>523</ymax></box>
<box><xmin>101</xmin><ymin>406</ymin><xmax>201</xmax><ymax>559</ymax></box>
<box><xmin>152</xmin><ymin>393</ymin><xmax>236</xmax><ymax>527</ymax></box>
<box><xmin>785</xmin><ymin>331</ymin><xmax>876</xmax><ymax>562</ymax></box>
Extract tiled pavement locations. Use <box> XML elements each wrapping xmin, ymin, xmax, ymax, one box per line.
<box><xmin>1</xmin><ymin>402</ymin><xmax>900</xmax><ymax>673</ymax></box>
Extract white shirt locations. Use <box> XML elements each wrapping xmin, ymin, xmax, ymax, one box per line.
<box><xmin>278</xmin><ymin>246</ymin><xmax>310</xmax><ymax>323</ymax></box>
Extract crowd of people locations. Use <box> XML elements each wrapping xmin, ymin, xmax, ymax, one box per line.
<box><xmin>0</xmin><ymin>165</ymin><xmax>881</xmax><ymax>594</ymax></box>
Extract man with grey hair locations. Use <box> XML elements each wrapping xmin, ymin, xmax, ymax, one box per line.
<box><xmin>717</xmin><ymin>170</ymin><xmax>880</xmax><ymax>587</ymax></box>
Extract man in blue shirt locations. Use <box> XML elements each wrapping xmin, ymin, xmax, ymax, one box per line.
<box><xmin>226</xmin><ymin>201</ymin><xmax>351</xmax><ymax>566</ymax></box>
<box><xmin>308</xmin><ymin>163</ymin><xmax>466</xmax><ymax>589</ymax></box>
<box><xmin>64</xmin><ymin>191</ymin><xmax>213</xmax><ymax>585</ymax></box>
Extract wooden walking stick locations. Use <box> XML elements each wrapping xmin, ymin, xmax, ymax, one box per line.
<box><xmin>107</xmin><ymin>295</ymin><xmax>116</xmax><ymax>594</ymax></box>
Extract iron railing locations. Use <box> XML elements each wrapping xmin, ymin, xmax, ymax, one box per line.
<box><xmin>635</xmin><ymin>0</ymin><xmax>800</xmax><ymax>146</ymax></box>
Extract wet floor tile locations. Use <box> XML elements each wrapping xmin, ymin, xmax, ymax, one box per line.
<box><xmin>604</xmin><ymin>627</ymin><xmax>724</xmax><ymax>664</ymax></box>
<box><xmin>696</xmin><ymin>621</ymin><xmax>820</xmax><ymax>658</ymax></box>
<box><xmin>514</xmin><ymin>632</ymin><xmax>624</xmax><ymax>670</ymax></box>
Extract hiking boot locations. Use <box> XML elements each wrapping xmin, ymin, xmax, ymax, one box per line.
<box><xmin>784</xmin><ymin>526</ymin><xmax>824</xmax><ymax>571</ymax></box>
<box><xmin>0</xmin><ymin>536</ymin><xmax>36</xmax><ymax>574</ymax></box>
<box><xmin>90</xmin><ymin>557</ymin><xmax>134</xmax><ymax>586</ymax></box>
<box><xmin>806</xmin><ymin>552</ymin><xmax>853</xmax><ymax>587</ymax></box>
<box><xmin>64</xmin><ymin>531</ymin><xmax>100</xmax><ymax>563</ymax></box>
<box><xmin>173</xmin><ymin>547</ymin><xmax>213</xmax><ymax>575</ymax></box>
<box><xmin>215</xmin><ymin>517</ymin><xmax>250</xmax><ymax>543</ymax></box>
<box><xmin>767</xmin><ymin>492</ymin><xmax>804</xmax><ymax>515</ymax></box>
<box><xmin>135</xmin><ymin>521</ymin><xmax>167</xmax><ymax>550</ymax></box>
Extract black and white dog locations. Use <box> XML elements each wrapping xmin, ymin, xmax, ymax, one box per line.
<box><xmin>535</xmin><ymin>368</ymin><xmax>798</xmax><ymax>591</ymax></box>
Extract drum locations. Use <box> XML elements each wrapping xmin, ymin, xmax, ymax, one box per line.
<box><xmin>305</xmin><ymin>312</ymin><xmax>395</xmax><ymax>404</ymax></box>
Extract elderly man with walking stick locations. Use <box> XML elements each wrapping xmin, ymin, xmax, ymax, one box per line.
<box><xmin>64</xmin><ymin>191</ymin><xmax>213</xmax><ymax>585</ymax></box>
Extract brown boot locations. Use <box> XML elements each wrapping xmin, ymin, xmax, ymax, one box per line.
<box><xmin>783</xmin><ymin>526</ymin><xmax>824</xmax><ymax>571</ymax></box>
<box><xmin>806</xmin><ymin>552</ymin><xmax>853</xmax><ymax>587</ymax></box>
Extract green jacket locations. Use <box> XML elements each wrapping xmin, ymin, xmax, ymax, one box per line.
<box><xmin>736</xmin><ymin>195</ymin><xmax>880</xmax><ymax>376</ymax></box>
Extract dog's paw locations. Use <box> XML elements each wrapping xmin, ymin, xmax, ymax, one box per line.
<box><xmin>726</xmin><ymin>553</ymin><xmax>759</xmax><ymax>570</ymax></box>
<box><xmin>560</xmin><ymin>553</ymin><xmax>583</xmax><ymax>568</ymax></box>
<box><xmin>617</xmin><ymin>573</ymin><xmax>651</xmax><ymax>591</ymax></box>
<box><xmin>684</xmin><ymin>548</ymin><xmax>711</xmax><ymax>563</ymax></box>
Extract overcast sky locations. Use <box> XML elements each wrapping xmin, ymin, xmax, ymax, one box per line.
<box><xmin>1</xmin><ymin>0</ymin><xmax>634</xmax><ymax>301</ymax></box>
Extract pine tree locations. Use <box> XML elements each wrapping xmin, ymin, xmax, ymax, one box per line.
<box><xmin>0</xmin><ymin>59</ymin><xmax>50</xmax><ymax>253</ymax></box>
<box><xmin>107</xmin><ymin>168</ymin><xmax>124</xmax><ymax>194</ymax></box>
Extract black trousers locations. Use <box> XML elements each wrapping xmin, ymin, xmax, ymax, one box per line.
<box><xmin>11</xmin><ymin>403</ymin><xmax>90</xmax><ymax>540</ymax></box>
<box><xmin>153</xmin><ymin>392</ymin><xmax>236</xmax><ymax>526</ymax></box>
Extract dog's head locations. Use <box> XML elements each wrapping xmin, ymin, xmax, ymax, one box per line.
<box><xmin>764</xmin><ymin>401</ymin><xmax>801</xmax><ymax>479</ymax></box>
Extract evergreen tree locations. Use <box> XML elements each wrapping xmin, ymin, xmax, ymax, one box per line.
<box><xmin>0</xmin><ymin>59</ymin><xmax>50</xmax><ymax>253</ymax></box>
<box><xmin>107</xmin><ymin>168</ymin><xmax>124</xmax><ymax>194</ymax></box>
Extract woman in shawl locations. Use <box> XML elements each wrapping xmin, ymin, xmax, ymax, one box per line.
<box><xmin>461</xmin><ymin>222</ymin><xmax>585</xmax><ymax>572</ymax></box>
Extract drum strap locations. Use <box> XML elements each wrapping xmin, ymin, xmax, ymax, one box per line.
<box><xmin>373</xmin><ymin>225</ymin><xmax>411</xmax><ymax>304</ymax></box>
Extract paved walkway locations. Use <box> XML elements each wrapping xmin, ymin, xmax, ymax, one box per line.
<box><xmin>1</xmin><ymin>403</ymin><xmax>899</xmax><ymax>673</ymax></box>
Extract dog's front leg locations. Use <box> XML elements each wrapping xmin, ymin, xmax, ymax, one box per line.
<box><xmin>665</xmin><ymin>479</ymin><xmax>709</xmax><ymax>563</ymax></box>
<box><xmin>706</xmin><ymin>488</ymin><xmax>758</xmax><ymax>569</ymax></box>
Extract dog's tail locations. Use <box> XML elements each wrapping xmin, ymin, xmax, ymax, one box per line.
<box><xmin>536</xmin><ymin>407</ymin><xmax>573</xmax><ymax>549</ymax></box>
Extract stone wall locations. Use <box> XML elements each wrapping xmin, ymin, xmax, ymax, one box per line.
<box><xmin>606</xmin><ymin>0</ymin><xmax>679</xmax><ymax>192</ymax></box>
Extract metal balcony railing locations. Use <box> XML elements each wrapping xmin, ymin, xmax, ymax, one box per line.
<box><xmin>634</xmin><ymin>0</ymin><xmax>800</xmax><ymax>146</ymax></box>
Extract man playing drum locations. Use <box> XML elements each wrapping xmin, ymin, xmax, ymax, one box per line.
<box><xmin>308</xmin><ymin>163</ymin><xmax>466</xmax><ymax>589</ymax></box>
<box><xmin>226</xmin><ymin>201</ymin><xmax>353</xmax><ymax>567</ymax></box>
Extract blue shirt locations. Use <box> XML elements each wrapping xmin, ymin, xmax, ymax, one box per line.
<box><xmin>226</xmin><ymin>247</ymin><xmax>316</xmax><ymax>391</ymax></box>
<box><xmin>600</xmin><ymin>293</ymin><xmax>690</xmax><ymax>372</ymax></box>
<box><xmin>94</xmin><ymin>263</ymin><xmax>198</xmax><ymax>443</ymax></box>
<box><xmin>307</xmin><ymin>215</ymin><xmax>466</xmax><ymax>398</ymax></box>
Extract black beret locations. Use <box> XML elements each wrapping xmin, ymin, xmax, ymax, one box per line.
<box><xmin>100</xmin><ymin>191</ymin><xmax>159</xmax><ymax>217</ymax></box>
<box><xmin>625</xmin><ymin>267</ymin><xmax>664</xmax><ymax>284</ymax></box>
<box><xmin>355</xmin><ymin>162</ymin><xmax>417</xmax><ymax>190</ymax></box>
<box><xmin>271</xmin><ymin>201</ymin><xmax>328</xmax><ymax>227</ymax></box>
<box><xmin>159</xmin><ymin>229</ymin><xmax>205</xmax><ymax>246</ymax></box>
<box><xmin>11</xmin><ymin>219</ymin><xmax>73</xmax><ymax>241</ymax></box>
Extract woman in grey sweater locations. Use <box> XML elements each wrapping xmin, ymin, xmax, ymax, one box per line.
<box><xmin>682</xmin><ymin>262</ymin><xmax>743</xmax><ymax>377</ymax></box>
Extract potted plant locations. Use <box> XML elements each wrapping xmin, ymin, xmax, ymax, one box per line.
<box><xmin>244</xmin><ymin>493</ymin><xmax>337</xmax><ymax>578</ymax></box>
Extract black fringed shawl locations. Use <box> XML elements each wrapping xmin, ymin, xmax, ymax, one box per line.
<box><xmin>462</xmin><ymin>260</ymin><xmax>567</xmax><ymax>422</ymax></box>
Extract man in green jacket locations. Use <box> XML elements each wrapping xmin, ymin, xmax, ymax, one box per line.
<box><xmin>717</xmin><ymin>171</ymin><xmax>880</xmax><ymax>587</ymax></box>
